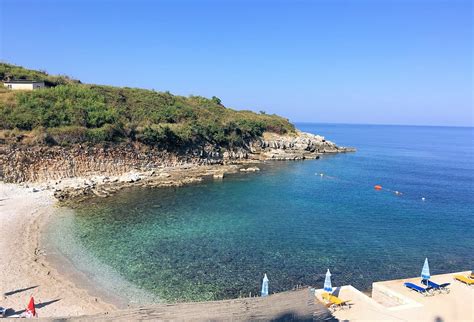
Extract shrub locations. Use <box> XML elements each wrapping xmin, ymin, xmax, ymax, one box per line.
<box><xmin>46</xmin><ymin>126</ymin><xmax>88</xmax><ymax>146</ymax></box>
<box><xmin>136</xmin><ymin>125</ymin><xmax>180</xmax><ymax>149</ymax></box>
<box><xmin>86</xmin><ymin>124</ymin><xmax>123</xmax><ymax>143</ymax></box>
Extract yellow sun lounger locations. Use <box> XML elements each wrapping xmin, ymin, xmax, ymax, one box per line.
<box><xmin>453</xmin><ymin>275</ymin><xmax>474</xmax><ymax>285</ymax></box>
<box><xmin>322</xmin><ymin>292</ymin><xmax>351</xmax><ymax>311</ymax></box>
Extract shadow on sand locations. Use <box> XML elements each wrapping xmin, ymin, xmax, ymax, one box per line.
<box><xmin>3</xmin><ymin>285</ymin><xmax>39</xmax><ymax>296</ymax></box>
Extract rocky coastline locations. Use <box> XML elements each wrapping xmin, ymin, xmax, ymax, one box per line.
<box><xmin>0</xmin><ymin>131</ymin><xmax>354</xmax><ymax>202</ymax></box>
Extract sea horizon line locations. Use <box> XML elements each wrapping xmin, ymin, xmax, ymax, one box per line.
<box><xmin>293</xmin><ymin>121</ymin><xmax>474</xmax><ymax>129</ymax></box>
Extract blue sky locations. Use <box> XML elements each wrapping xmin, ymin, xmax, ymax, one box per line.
<box><xmin>1</xmin><ymin>0</ymin><xmax>472</xmax><ymax>126</ymax></box>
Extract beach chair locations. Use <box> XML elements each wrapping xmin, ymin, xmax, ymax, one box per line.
<box><xmin>321</xmin><ymin>292</ymin><xmax>351</xmax><ymax>312</ymax></box>
<box><xmin>421</xmin><ymin>279</ymin><xmax>450</xmax><ymax>294</ymax></box>
<box><xmin>453</xmin><ymin>275</ymin><xmax>474</xmax><ymax>286</ymax></box>
<box><xmin>0</xmin><ymin>306</ymin><xmax>7</xmax><ymax>317</ymax></box>
<box><xmin>403</xmin><ymin>282</ymin><xmax>434</xmax><ymax>296</ymax></box>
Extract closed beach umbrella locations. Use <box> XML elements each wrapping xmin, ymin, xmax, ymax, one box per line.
<box><xmin>261</xmin><ymin>273</ymin><xmax>269</xmax><ymax>297</ymax></box>
<box><xmin>324</xmin><ymin>269</ymin><xmax>333</xmax><ymax>293</ymax></box>
<box><xmin>421</xmin><ymin>258</ymin><xmax>430</xmax><ymax>281</ymax></box>
<box><xmin>25</xmin><ymin>297</ymin><xmax>36</xmax><ymax>317</ymax></box>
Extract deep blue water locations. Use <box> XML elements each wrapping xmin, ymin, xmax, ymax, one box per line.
<box><xmin>54</xmin><ymin>124</ymin><xmax>474</xmax><ymax>302</ymax></box>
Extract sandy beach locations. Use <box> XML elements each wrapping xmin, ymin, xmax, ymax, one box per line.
<box><xmin>0</xmin><ymin>183</ymin><xmax>116</xmax><ymax>317</ymax></box>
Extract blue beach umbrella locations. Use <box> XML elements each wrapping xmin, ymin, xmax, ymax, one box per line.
<box><xmin>261</xmin><ymin>273</ymin><xmax>269</xmax><ymax>297</ymax></box>
<box><xmin>324</xmin><ymin>269</ymin><xmax>333</xmax><ymax>293</ymax></box>
<box><xmin>421</xmin><ymin>258</ymin><xmax>430</xmax><ymax>281</ymax></box>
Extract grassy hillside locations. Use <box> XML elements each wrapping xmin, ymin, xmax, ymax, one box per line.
<box><xmin>0</xmin><ymin>63</ymin><xmax>80</xmax><ymax>86</ymax></box>
<box><xmin>0</xmin><ymin>63</ymin><xmax>295</xmax><ymax>150</ymax></box>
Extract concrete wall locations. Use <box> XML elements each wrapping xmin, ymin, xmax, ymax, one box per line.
<box><xmin>4</xmin><ymin>82</ymin><xmax>45</xmax><ymax>90</ymax></box>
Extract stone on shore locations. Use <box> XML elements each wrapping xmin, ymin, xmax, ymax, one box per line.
<box><xmin>239</xmin><ymin>167</ymin><xmax>260</xmax><ymax>172</ymax></box>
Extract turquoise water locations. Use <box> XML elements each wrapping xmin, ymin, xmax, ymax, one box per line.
<box><xmin>55</xmin><ymin>124</ymin><xmax>474</xmax><ymax>302</ymax></box>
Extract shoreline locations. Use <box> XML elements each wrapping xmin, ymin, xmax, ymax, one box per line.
<box><xmin>44</xmin><ymin>206</ymin><xmax>161</xmax><ymax>309</ymax></box>
<box><xmin>0</xmin><ymin>162</ymin><xmax>291</xmax><ymax>317</ymax></box>
<box><xmin>0</xmin><ymin>183</ymin><xmax>117</xmax><ymax>317</ymax></box>
<box><xmin>0</xmin><ymin>161</ymin><xmax>329</xmax><ymax>318</ymax></box>
<box><xmin>0</xmin><ymin>181</ymin><xmax>334</xmax><ymax>320</ymax></box>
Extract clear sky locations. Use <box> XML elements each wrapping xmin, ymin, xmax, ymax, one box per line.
<box><xmin>1</xmin><ymin>0</ymin><xmax>472</xmax><ymax>126</ymax></box>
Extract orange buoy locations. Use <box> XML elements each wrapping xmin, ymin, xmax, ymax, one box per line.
<box><xmin>374</xmin><ymin>185</ymin><xmax>382</xmax><ymax>191</ymax></box>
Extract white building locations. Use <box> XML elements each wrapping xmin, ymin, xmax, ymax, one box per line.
<box><xmin>3</xmin><ymin>80</ymin><xmax>45</xmax><ymax>90</ymax></box>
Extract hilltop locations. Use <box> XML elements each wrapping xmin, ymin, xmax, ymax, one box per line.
<box><xmin>0</xmin><ymin>63</ymin><xmax>294</xmax><ymax>149</ymax></box>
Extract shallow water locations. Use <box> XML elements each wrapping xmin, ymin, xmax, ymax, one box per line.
<box><xmin>51</xmin><ymin>123</ymin><xmax>474</xmax><ymax>302</ymax></box>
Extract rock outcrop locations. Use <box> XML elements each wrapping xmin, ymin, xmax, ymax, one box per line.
<box><xmin>250</xmin><ymin>131</ymin><xmax>354</xmax><ymax>160</ymax></box>
<box><xmin>50</xmin><ymin>165</ymin><xmax>241</xmax><ymax>202</ymax></box>
<box><xmin>0</xmin><ymin>131</ymin><xmax>354</xmax><ymax>185</ymax></box>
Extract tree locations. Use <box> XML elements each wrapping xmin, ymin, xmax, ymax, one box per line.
<box><xmin>211</xmin><ymin>96</ymin><xmax>222</xmax><ymax>105</ymax></box>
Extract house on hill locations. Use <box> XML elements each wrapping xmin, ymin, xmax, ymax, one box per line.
<box><xmin>3</xmin><ymin>80</ymin><xmax>45</xmax><ymax>90</ymax></box>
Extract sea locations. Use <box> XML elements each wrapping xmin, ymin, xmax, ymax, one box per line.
<box><xmin>47</xmin><ymin>123</ymin><xmax>474</xmax><ymax>303</ymax></box>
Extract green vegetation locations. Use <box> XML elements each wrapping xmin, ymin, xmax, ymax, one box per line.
<box><xmin>0</xmin><ymin>63</ymin><xmax>80</xmax><ymax>87</ymax></box>
<box><xmin>0</xmin><ymin>63</ymin><xmax>295</xmax><ymax>150</ymax></box>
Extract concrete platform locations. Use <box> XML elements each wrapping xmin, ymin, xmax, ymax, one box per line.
<box><xmin>316</xmin><ymin>271</ymin><xmax>473</xmax><ymax>321</ymax></box>
<box><xmin>315</xmin><ymin>285</ymin><xmax>401</xmax><ymax>321</ymax></box>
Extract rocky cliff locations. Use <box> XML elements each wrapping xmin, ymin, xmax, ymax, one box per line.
<box><xmin>252</xmin><ymin>131</ymin><xmax>352</xmax><ymax>160</ymax></box>
<box><xmin>0</xmin><ymin>131</ymin><xmax>354</xmax><ymax>184</ymax></box>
